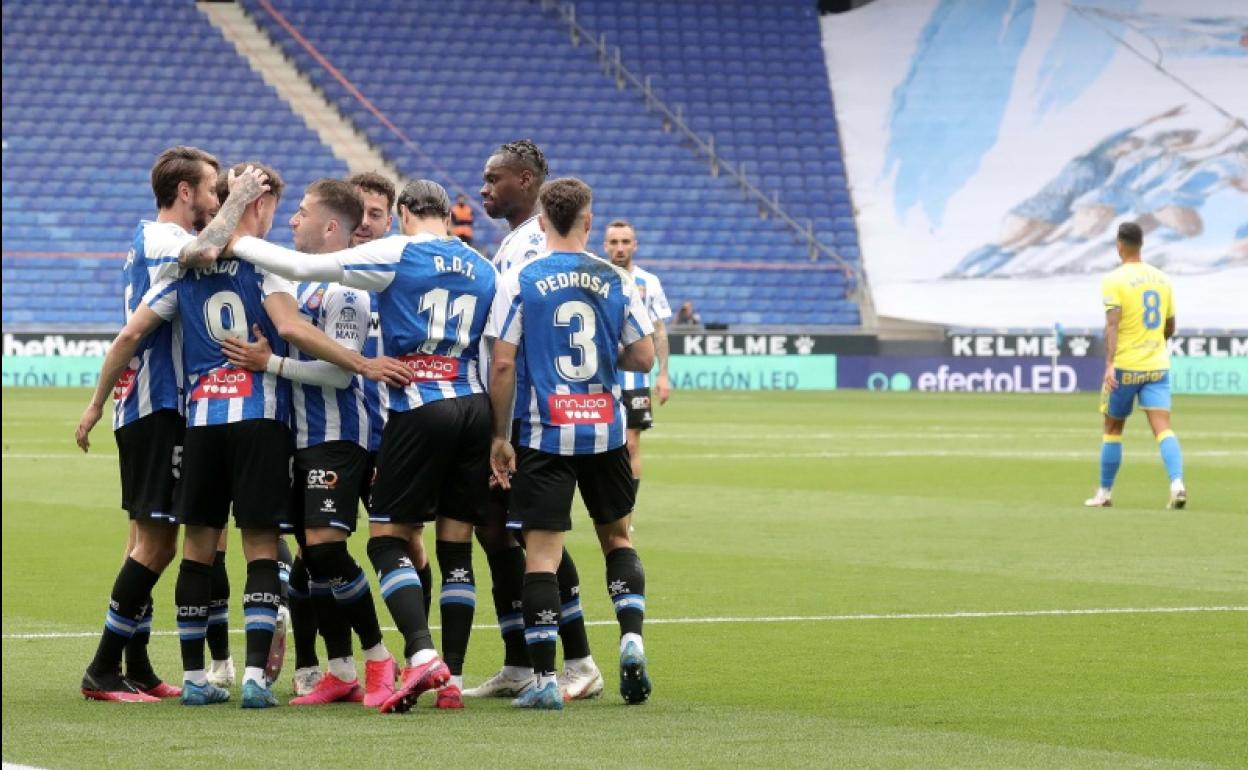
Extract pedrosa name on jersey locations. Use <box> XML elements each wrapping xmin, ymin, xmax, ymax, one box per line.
<box><xmin>534</xmin><ymin>271</ymin><xmax>611</xmax><ymax>298</ymax></box>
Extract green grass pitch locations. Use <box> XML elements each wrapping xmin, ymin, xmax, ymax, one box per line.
<box><xmin>3</xmin><ymin>388</ymin><xmax>1246</xmax><ymax>769</ymax></box>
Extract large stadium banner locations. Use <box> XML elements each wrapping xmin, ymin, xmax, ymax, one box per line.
<box><xmin>822</xmin><ymin>0</ymin><xmax>1247</xmax><ymax>328</ymax></box>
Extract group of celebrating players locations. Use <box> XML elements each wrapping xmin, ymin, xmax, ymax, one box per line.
<box><xmin>75</xmin><ymin>138</ymin><xmax>674</xmax><ymax>712</ymax></box>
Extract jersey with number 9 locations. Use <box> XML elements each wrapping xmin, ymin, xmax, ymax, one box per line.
<box><xmin>145</xmin><ymin>258</ymin><xmax>294</xmax><ymax>426</ymax></box>
<box><xmin>488</xmin><ymin>251</ymin><xmax>654</xmax><ymax>456</ymax></box>
<box><xmin>1101</xmin><ymin>261</ymin><xmax>1174</xmax><ymax>371</ymax></box>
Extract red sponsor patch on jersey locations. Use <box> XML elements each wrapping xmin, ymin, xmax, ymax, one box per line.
<box><xmin>190</xmin><ymin>367</ymin><xmax>255</xmax><ymax>400</ymax></box>
<box><xmin>398</xmin><ymin>354</ymin><xmax>460</xmax><ymax>382</ymax></box>
<box><xmin>548</xmin><ymin>393</ymin><xmax>616</xmax><ymax>425</ymax></box>
<box><xmin>113</xmin><ymin>367</ymin><xmax>138</xmax><ymax>401</ymax></box>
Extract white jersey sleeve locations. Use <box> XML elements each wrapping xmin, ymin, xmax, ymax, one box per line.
<box><xmin>335</xmin><ymin>235</ymin><xmax>408</xmax><ymax>292</ymax></box>
<box><xmin>144</xmin><ymin>223</ymin><xmax>194</xmax><ymax>283</ymax></box>
<box><xmin>231</xmin><ymin>235</ymin><xmax>403</xmax><ymax>293</ymax></box>
<box><xmin>260</xmin><ymin>267</ymin><xmax>297</xmax><ymax>300</ymax></box>
<box><xmin>144</xmin><ymin>278</ymin><xmax>179</xmax><ymax>321</ymax></box>
<box><xmin>644</xmin><ymin>271</ymin><xmax>672</xmax><ymax>323</ymax></box>
<box><xmin>492</xmin><ymin>216</ymin><xmax>545</xmax><ymax>275</ymax></box>
<box><xmin>622</xmin><ymin>278</ymin><xmax>655</xmax><ymax>345</ymax></box>
<box><xmin>486</xmin><ymin>266</ymin><xmax>524</xmax><ymax>345</ymax></box>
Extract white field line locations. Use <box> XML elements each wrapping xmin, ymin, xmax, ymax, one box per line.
<box><xmin>4</xmin><ymin>764</ymin><xmax>50</xmax><ymax>770</ymax></box>
<box><xmin>5</xmin><ymin>448</ymin><xmax>1245</xmax><ymax>463</ymax></box>
<box><xmin>4</xmin><ymin>605</ymin><xmax>1244</xmax><ymax>640</ymax></box>
<box><xmin>643</xmin><ymin>449</ymin><xmax>1245</xmax><ymax>461</ymax></box>
<box><xmin>647</xmin><ymin>431</ymin><xmax>1248</xmax><ymax>441</ymax></box>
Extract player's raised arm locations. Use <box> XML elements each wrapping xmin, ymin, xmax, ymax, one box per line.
<box><xmin>178</xmin><ymin>165</ymin><xmax>270</xmax><ymax>270</ymax></box>
<box><xmin>76</xmin><ymin>303</ymin><xmax>167</xmax><ymax>452</ymax></box>
<box><xmin>230</xmin><ymin>235</ymin><xmax>399</xmax><ymax>292</ymax></box>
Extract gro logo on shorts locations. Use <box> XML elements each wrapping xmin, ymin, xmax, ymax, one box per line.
<box><xmin>307</xmin><ymin>469</ymin><xmax>338</xmax><ymax>489</ymax></box>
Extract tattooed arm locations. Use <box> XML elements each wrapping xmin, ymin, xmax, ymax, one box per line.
<box><xmin>178</xmin><ymin>165</ymin><xmax>270</xmax><ymax>270</ymax></box>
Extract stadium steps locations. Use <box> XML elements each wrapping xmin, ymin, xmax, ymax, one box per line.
<box><xmin>195</xmin><ymin>0</ymin><xmax>397</xmax><ymax>180</ymax></box>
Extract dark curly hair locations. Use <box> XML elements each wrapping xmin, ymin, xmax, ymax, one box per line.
<box><xmin>495</xmin><ymin>139</ymin><xmax>548</xmax><ymax>183</ymax></box>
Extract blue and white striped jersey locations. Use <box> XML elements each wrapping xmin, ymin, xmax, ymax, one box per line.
<box><xmin>289</xmin><ymin>282</ymin><xmax>372</xmax><ymax>450</ymax></box>
<box><xmin>487</xmin><ymin>251</ymin><xmax>653</xmax><ymax>456</ymax></box>
<box><xmin>334</xmin><ymin>233</ymin><xmax>497</xmax><ymax>413</ymax></box>
<box><xmin>620</xmin><ymin>265</ymin><xmax>671</xmax><ymax>391</ymax></box>
<box><xmin>359</xmin><ymin>304</ymin><xmax>387</xmax><ymax>452</ymax></box>
<box><xmin>113</xmin><ymin>221</ymin><xmax>192</xmax><ymax>430</ymax></box>
<box><xmin>146</xmin><ymin>259</ymin><xmax>295</xmax><ymax>427</ymax></box>
<box><xmin>486</xmin><ymin>215</ymin><xmax>545</xmax><ymax>416</ymax></box>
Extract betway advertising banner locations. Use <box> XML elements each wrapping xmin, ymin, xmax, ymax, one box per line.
<box><xmin>837</xmin><ymin>356</ymin><xmax>1247</xmax><ymax>394</ymax></box>
<box><xmin>3</xmin><ymin>332</ymin><xmax>110</xmax><ymax>387</ymax></box>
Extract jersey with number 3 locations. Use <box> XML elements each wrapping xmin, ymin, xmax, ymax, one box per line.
<box><xmin>1101</xmin><ymin>261</ymin><xmax>1174</xmax><ymax>371</ymax></box>
<box><xmin>334</xmin><ymin>233</ymin><xmax>497</xmax><ymax>412</ymax></box>
<box><xmin>489</xmin><ymin>251</ymin><xmax>653</xmax><ymax>456</ymax></box>
<box><xmin>146</xmin><ymin>259</ymin><xmax>294</xmax><ymax>426</ymax></box>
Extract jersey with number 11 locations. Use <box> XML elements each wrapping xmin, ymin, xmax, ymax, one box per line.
<box><xmin>146</xmin><ymin>258</ymin><xmax>293</xmax><ymax>426</ymax></box>
<box><xmin>335</xmin><ymin>233</ymin><xmax>497</xmax><ymax>412</ymax></box>
<box><xmin>1101</xmin><ymin>261</ymin><xmax>1174</xmax><ymax>371</ymax></box>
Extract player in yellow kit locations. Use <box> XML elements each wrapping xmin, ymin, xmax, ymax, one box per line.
<box><xmin>1085</xmin><ymin>222</ymin><xmax>1186</xmax><ymax>509</ymax></box>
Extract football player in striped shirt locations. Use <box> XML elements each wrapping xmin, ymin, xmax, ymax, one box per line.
<box><xmin>74</xmin><ymin>146</ymin><xmax>227</xmax><ymax>702</ymax></box>
<box><xmin>348</xmin><ymin>172</ymin><xmax>437</xmax><ymax>643</ymax></box>
<box><xmin>485</xmin><ymin>178</ymin><xmax>655</xmax><ymax>709</ymax></box>
<box><xmin>228</xmin><ymin>179</ymin><xmax>496</xmax><ymax>713</ymax></box>
<box><xmin>79</xmin><ymin>163</ymin><xmax>408</xmax><ymax>709</ymax></box>
<box><xmin>469</xmin><ymin>140</ymin><xmax>604</xmax><ymax>701</ymax></box>
<box><xmin>603</xmin><ymin>219</ymin><xmax>673</xmax><ymax>513</ymax></box>
<box><xmin>222</xmin><ymin>179</ymin><xmax>398</xmax><ymax>707</ymax></box>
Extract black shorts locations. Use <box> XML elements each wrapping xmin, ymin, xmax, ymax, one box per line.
<box><xmin>114</xmin><ymin>409</ymin><xmax>184</xmax><ymax>523</ymax></box>
<box><xmin>290</xmin><ymin>441</ymin><xmax>371</xmax><ymax>534</ymax></box>
<box><xmin>508</xmin><ymin>445</ymin><xmax>635</xmax><ymax>532</ymax></box>
<box><xmin>370</xmin><ymin>394</ymin><xmax>491</xmax><ymax>527</ymax></box>
<box><xmin>177</xmin><ymin>418</ymin><xmax>292</xmax><ymax>531</ymax></box>
<box><xmin>622</xmin><ymin>388</ymin><xmax>654</xmax><ymax>431</ymax></box>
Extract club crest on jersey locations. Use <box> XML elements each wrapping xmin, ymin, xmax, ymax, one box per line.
<box><xmin>398</xmin><ymin>354</ymin><xmax>460</xmax><ymax>381</ymax></box>
<box><xmin>306</xmin><ymin>287</ymin><xmax>325</xmax><ymax>311</ymax></box>
<box><xmin>548</xmin><ymin>393</ymin><xmax>616</xmax><ymax>425</ymax></box>
<box><xmin>190</xmin><ymin>367</ymin><xmax>254</xmax><ymax>400</ymax></box>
